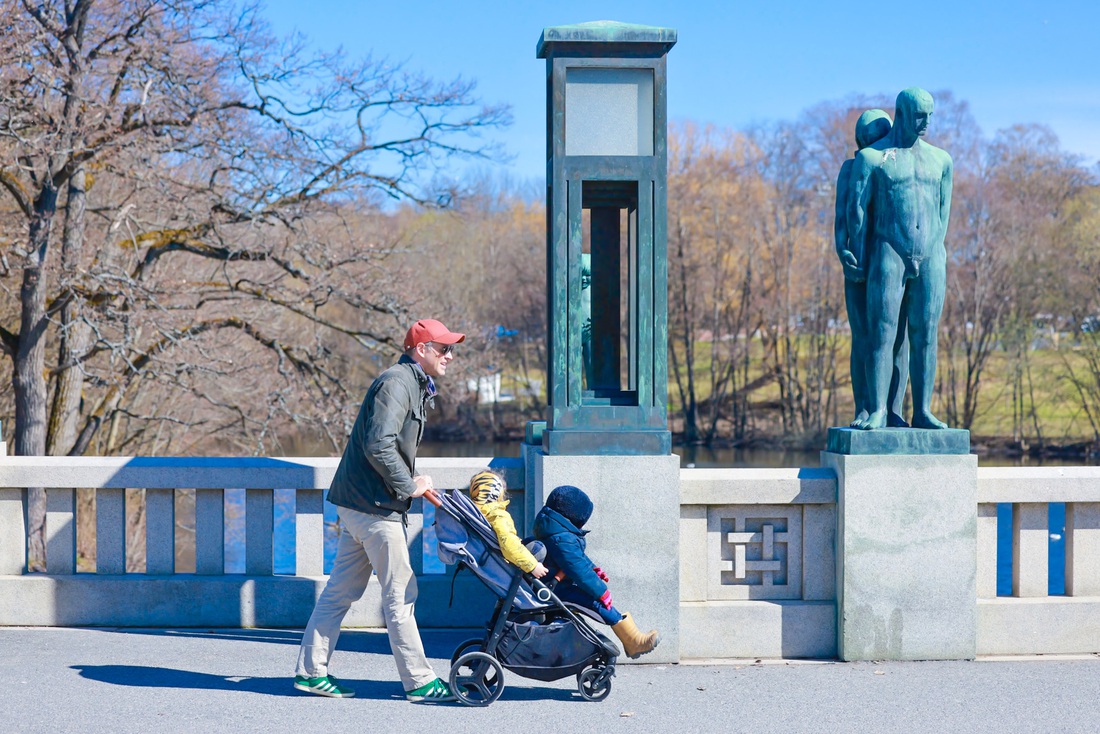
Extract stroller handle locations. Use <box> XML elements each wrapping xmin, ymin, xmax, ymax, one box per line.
<box><xmin>422</xmin><ymin>488</ymin><xmax>442</xmax><ymax>508</ymax></box>
<box><xmin>530</xmin><ymin>578</ymin><xmax>553</xmax><ymax>603</ymax></box>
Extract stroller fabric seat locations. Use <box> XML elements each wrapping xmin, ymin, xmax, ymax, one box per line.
<box><xmin>434</xmin><ymin>489</ymin><xmax>543</xmax><ymax>610</ymax></box>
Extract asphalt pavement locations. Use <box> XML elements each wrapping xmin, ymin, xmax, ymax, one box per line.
<box><xmin>2</xmin><ymin>627</ymin><xmax>1098</xmax><ymax>733</ymax></box>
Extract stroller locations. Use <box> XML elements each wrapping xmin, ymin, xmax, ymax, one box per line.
<box><xmin>426</xmin><ymin>488</ymin><xmax>619</xmax><ymax>707</ymax></box>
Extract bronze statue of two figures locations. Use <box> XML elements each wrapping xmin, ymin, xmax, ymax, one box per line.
<box><xmin>834</xmin><ymin>88</ymin><xmax>954</xmax><ymax>431</ymax></box>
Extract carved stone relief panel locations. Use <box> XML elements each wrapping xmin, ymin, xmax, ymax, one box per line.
<box><xmin>707</xmin><ymin>504</ymin><xmax>803</xmax><ymax>600</ymax></box>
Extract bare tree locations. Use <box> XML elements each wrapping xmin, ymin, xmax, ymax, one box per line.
<box><xmin>667</xmin><ymin>122</ymin><xmax>765</xmax><ymax>444</ymax></box>
<box><xmin>941</xmin><ymin>123</ymin><xmax>1087</xmax><ymax>440</ymax></box>
<box><xmin>402</xmin><ymin>177</ymin><xmax>547</xmax><ymax>439</ymax></box>
<box><xmin>0</xmin><ymin>0</ymin><xmax>508</xmax><ymax>567</ymax></box>
<box><xmin>746</xmin><ymin>115</ymin><xmax>845</xmax><ymax>443</ymax></box>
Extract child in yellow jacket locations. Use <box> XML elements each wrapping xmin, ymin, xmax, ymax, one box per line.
<box><xmin>468</xmin><ymin>470</ymin><xmax>548</xmax><ymax>579</ymax></box>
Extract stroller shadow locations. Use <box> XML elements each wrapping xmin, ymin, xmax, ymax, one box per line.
<box><xmin>497</xmin><ymin>684</ymin><xmax>581</xmax><ymax>702</ymax></box>
<box><xmin>71</xmin><ymin>665</ymin><xmax>402</xmax><ymax>700</ymax></box>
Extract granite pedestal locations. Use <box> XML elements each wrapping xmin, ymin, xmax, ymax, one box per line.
<box><xmin>822</xmin><ymin>427</ymin><xmax>977</xmax><ymax>661</ymax></box>
<box><xmin>532</xmin><ymin>451</ymin><xmax>681</xmax><ymax>663</ymax></box>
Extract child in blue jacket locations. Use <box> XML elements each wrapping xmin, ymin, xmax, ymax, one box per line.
<box><xmin>532</xmin><ymin>485</ymin><xmax>660</xmax><ymax>659</ymax></box>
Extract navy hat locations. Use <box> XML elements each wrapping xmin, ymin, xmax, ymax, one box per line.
<box><xmin>545</xmin><ymin>485</ymin><xmax>593</xmax><ymax>528</ymax></box>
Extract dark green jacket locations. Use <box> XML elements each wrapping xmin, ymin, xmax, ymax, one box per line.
<box><xmin>328</xmin><ymin>355</ymin><xmax>430</xmax><ymax>520</ymax></box>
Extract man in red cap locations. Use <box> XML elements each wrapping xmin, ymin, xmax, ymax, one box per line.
<box><xmin>294</xmin><ymin>318</ymin><xmax>464</xmax><ymax>702</ymax></box>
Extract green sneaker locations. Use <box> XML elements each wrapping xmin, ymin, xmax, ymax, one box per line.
<box><xmin>293</xmin><ymin>674</ymin><xmax>355</xmax><ymax>698</ymax></box>
<box><xmin>406</xmin><ymin>677</ymin><xmax>456</xmax><ymax>703</ymax></box>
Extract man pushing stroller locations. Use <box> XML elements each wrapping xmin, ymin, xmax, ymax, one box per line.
<box><xmin>467</xmin><ymin>472</ymin><xmax>660</xmax><ymax>659</ymax></box>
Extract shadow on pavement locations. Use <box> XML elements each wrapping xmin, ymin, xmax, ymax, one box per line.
<box><xmin>91</xmin><ymin>628</ymin><xmax>306</xmax><ymax>646</ymax></box>
<box><xmin>71</xmin><ymin>664</ymin><xmax>579</xmax><ymax>703</ymax></box>
<box><xmin>71</xmin><ymin>665</ymin><xmax>403</xmax><ymax>700</ymax></box>
<box><xmin>84</xmin><ymin>628</ymin><xmax>468</xmax><ymax>658</ymax></box>
<box><xmin>495</xmin><ymin>684</ymin><xmax>580</xmax><ymax>702</ymax></box>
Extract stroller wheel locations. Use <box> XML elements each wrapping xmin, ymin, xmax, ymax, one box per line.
<box><xmin>577</xmin><ymin>666</ymin><xmax>613</xmax><ymax>702</ymax></box>
<box><xmin>450</xmin><ymin>638</ymin><xmax>484</xmax><ymax>666</ymax></box>
<box><xmin>449</xmin><ymin>651</ymin><xmax>505</xmax><ymax>707</ymax></box>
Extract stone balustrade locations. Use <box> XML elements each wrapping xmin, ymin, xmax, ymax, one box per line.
<box><xmin>678</xmin><ymin>467</ymin><xmax>838</xmax><ymax>659</ymax></box>
<box><xmin>0</xmin><ymin>456</ymin><xmax>523</xmax><ymax>628</ymax></box>
<box><xmin>976</xmin><ymin>466</ymin><xmax>1100</xmax><ymax>655</ymax></box>
<box><xmin>2</xmin><ymin>456</ymin><xmax>1099</xmax><ymax>658</ymax></box>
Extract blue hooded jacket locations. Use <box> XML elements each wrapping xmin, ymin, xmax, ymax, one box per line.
<box><xmin>532</xmin><ymin>505</ymin><xmax>608</xmax><ymax>601</ymax></box>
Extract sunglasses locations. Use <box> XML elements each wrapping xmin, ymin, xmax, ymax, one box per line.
<box><xmin>425</xmin><ymin>342</ymin><xmax>455</xmax><ymax>357</ymax></box>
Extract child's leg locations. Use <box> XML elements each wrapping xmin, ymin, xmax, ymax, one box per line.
<box><xmin>554</xmin><ymin>582</ymin><xmax>623</xmax><ymax>625</ymax></box>
<box><xmin>602</xmin><ymin>605</ymin><xmax>625</xmax><ymax>626</ymax></box>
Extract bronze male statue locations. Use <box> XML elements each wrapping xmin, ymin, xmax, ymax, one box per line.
<box><xmin>834</xmin><ymin>109</ymin><xmax>910</xmax><ymax>427</ymax></box>
<box><xmin>848</xmin><ymin>88</ymin><xmax>953</xmax><ymax>430</ymax></box>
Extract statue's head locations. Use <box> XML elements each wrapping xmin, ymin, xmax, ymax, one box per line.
<box><xmin>895</xmin><ymin>87</ymin><xmax>934</xmax><ymax>139</ymax></box>
<box><xmin>855</xmin><ymin>109</ymin><xmax>891</xmax><ymax>150</ymax></box>
<box><xmin>580</xmin><ymin>253</ymin><xmax>592</xmax><ymax>290</ymax></box>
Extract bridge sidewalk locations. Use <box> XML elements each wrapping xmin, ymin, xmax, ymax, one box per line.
<box><xmin>2</xmin><ymin>627</ymin><xmax>1096</xmax><ymax>733</ymax></box>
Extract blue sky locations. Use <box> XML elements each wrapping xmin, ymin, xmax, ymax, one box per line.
<box><xmin>262</xmin><ymin>0</ymin><xmax>1100</xmax><ymax>183</ymax></box>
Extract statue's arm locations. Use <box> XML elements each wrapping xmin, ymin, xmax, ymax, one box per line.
<box><xmin>834</xmin><ymin>160</ymin><xmax>863</xmax><ymax>281</ymax></box>
<box><xmin>847</xmin><ymin>152</ymin><xmax>873</xmax><ymax>256</ymax></box>
<box><xmin>939</xmin><ymin>153</ymin><xmax>954</xmax><ymax>239</ymax></box>
<box><xmin>833</xmin><ymin>161</ymin><xmax>851</xmax><ymax>258</ymax></box>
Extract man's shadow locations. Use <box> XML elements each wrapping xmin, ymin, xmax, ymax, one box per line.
<box><xmin>71</xmin><ymin>664</ymin><xmax>578</xmax><ymax>702</ymax></box>
<box><xmin>72</xmin><ymin>630</ymin><xmax>579</xmax><ymax>702</ymax></box>
<box><xmin>71</xmin><ymin>665</ymin><xmax>403</xmax><ymax>700</ymax></box>
<box><xmin>71</xmin><ymin>631</ymin><xmax>405</xmax><ymax>700</ymax></box>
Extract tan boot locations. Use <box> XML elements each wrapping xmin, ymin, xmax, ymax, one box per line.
<box><xmin>611</xmin><ymin>612</ymin><xmax>661</xmax><ymax>659</ymax></box>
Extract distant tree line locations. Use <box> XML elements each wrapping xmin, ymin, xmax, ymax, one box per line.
<box><xmin>663</xmin><ymin>95</ymin><xmax>1100</xmax><ymax>450</ymax></box>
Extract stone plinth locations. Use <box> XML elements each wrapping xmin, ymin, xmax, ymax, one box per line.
<box><xmin>822</xmin><ymin>443</ymin><xmax>977</xmax><ymax>661</ymax></box>
<box><xmin>827</xmin><ymin>427</ymin><xmax>970</xmax><ymax>455</ymax></box>
<box><xmin>533</xmin><ymin>452</ymin><xmax>680</xmax><ymax>663</ymax></box>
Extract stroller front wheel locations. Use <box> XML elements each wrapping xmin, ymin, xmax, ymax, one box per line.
<box><xmin>577</xmin><ymin>666</ymin><xmax>613</xmax><ymax>702</ymax></box>
<box><xmin>449</xmin><ymin>651</ymin><xmax>505</xmax><ymax>707</ymax></box>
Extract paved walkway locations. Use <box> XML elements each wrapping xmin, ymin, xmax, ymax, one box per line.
<box><xmin>3</xmin><ymin>627</ymin><xmax>1098</xmax><ymax>733</ymax></box>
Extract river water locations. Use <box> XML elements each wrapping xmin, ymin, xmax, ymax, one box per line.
<box><xmin>255</xmin><ymin>441</ymin><xmax>1084</xmax><ymax>597</ymax></box>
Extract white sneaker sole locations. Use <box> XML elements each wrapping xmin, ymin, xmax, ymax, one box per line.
<box><xmin>294</xmin><ymin>681</ymin><xmax>355</xmax><ymax>698</ymax></box>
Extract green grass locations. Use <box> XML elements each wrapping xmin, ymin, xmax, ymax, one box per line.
<box><xmin>489</xmin><ymin>334</ymin><xmax>1100</xmax><ymax>446</ymax></box>
<box><xmin>667</xmin><ymin>334</ymin><xmax>1100</xmax><ymax>445</ymax></box>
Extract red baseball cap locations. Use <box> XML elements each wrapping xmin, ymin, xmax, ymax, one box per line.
<box><xmin>404</xmin><ymin>319</ymin><xmax>466</xmax><ymax>351</ymax></box>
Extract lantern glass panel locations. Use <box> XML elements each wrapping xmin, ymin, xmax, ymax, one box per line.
<box><xmin>565</xmin><ymin>68</ymin><xmax>653</xmax><ymax>156</ymax></box>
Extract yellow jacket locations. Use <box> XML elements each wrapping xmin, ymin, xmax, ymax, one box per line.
<box><xmin>476</xmin><ymin>499</ymin><xmax>537</xmax><ymax>573</ymax></box>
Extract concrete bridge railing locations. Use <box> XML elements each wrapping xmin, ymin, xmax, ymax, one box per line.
<box><xmin>3</xmin><ymin>455</ymin><xmax>1099</xmax><ymax>658</ymax></box>
<box><xmin>678</xmin><ymin>465</ymin><xmax>1100</xmax><ymax>658</ymax></box>
<box><xmin>0</xmin><ymin>456</ymin><xmax>524</xmax><ymax>628</ymax></box>
<box><xmin>678</xmin><ymin>467</ymin><xmax>838</xmax><ymax>659</ymax></box>
<box><xmin>976</xmin><ymin>467</ymin><xmax>1100</xmax><ymax>655</ymax></box>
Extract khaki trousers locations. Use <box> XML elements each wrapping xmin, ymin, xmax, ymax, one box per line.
<box><xmin>295</xmin><ymin>506</ymin><xmax>436</xmax><ymax>691</ymax></box>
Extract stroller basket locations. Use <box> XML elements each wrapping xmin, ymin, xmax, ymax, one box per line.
<box><xmin>495</xmin><ymin>613</ymin><xmax>606</xmax><ymax>682</ymax></box>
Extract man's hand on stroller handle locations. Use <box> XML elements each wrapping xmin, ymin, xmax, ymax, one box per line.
<box><xmin>412</xmin><ymin>474</ymin><xmax>434</xmax><ymax>498</ymax></box>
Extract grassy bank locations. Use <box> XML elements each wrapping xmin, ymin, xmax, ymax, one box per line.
<box><xmin>457</xmin><ymin>336</ymin><xmax>1100</xmax><ymax>455</ymax></box>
